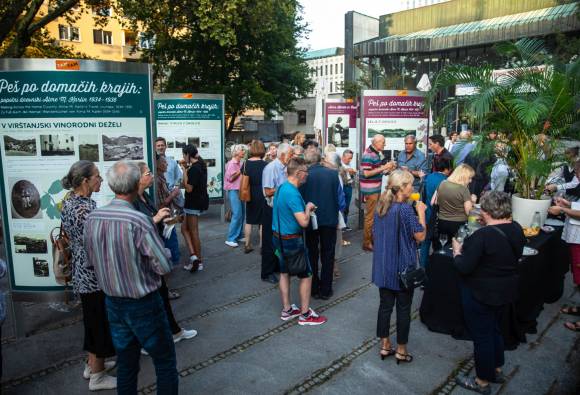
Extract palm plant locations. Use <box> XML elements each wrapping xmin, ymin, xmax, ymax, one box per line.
<box><xmin>430</xmin><ymin>38</ymin><xmax>580</xmax><ymax>199</ymax></box>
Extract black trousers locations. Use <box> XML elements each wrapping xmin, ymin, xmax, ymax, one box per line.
<box><xmin>461</xmin><ymin>286</ymin><xmax>505</xmax><ymax>381</ymax></box>
<box><xmin>376</xmin><ymin>288</ymin><xmax>414</xmax><ymax>345</ymax></box>
<box><xmin>305</xmin><ymin>226</ymin><xmax>337</xmax><ymax>297</ymax></box>
<box><xmin>437</xmin><ymin>219</ymin><xmax>465</xmax><ymax>247</ymax></box>
<box><xmin>159</xmin><ymin>277</ymin><xmax>181</xmax><ymax>335</ymax></box>
<box><xmin>261</xmin><ymin>205</ymin><xmax>279</xmax><ymax>278</ymax></box>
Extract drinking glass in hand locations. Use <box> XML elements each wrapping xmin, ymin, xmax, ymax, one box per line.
<box><xmin>438</xmin><ymin>234</ymin><xmax>448</xmax><ymax>253</ymax></box>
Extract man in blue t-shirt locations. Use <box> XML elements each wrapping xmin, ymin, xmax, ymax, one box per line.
<box><xmin>272</xmin><ymin>158</ymin><xmax>327</xmax><ymax>326</ymax></box>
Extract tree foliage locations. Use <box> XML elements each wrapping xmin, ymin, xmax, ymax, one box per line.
<box><xmin>0</xmin><ymin>0</ymin><xmax>111</xmax><ymax>58</ymax></box>
<box><xmin>119</xmin><ymin>0</ymin><xmax>313</xmax><ymax>132</ymax></box>
<box><xmin>430</xmin><ymin>38</ymin><xmax>580</xmax><ymax>199</ymax></box>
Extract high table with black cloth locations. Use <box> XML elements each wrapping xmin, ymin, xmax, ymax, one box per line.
<box><xmin>419</xmin><ymin>227</ymin><xmax>570</xmax><ymax>350</ymax></box>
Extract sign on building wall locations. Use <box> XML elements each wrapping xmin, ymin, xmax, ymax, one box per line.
<box><xmin>323</xmin><ymin>99</ymin><xmax>358</xmax><ymax>156</ymax></box>
<box><xmin>361</xmin><ymin>90</ymin><xmax>427</xmax><ymax>160</ymax></box>
<box><xmin>0</xmin><ymin>59</ymin><xmax>153</xmax><ymax>293</ymax></box>
<box><xmin>154</xmin><ymin>94</ymin><xmax>224</xmax><ymax>200</ymax></box>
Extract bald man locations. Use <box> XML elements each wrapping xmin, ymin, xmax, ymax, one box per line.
<box><xmin>360</xmin><ymin>135</ymin><xmax>396</xmax><ymax>251</ymax></box>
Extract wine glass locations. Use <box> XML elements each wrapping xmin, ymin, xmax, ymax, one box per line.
<box><xmin>438</xmin><ymin>234</ymin><xmax>448</xmax><ymax>254</ymax></box>
<box><xmin>456</xmin><ymin>225</ymin><xmax>469</xmax><ymax>244</ymax></box>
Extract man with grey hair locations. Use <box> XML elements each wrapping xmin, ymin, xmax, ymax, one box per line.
<box><xmin>360</xmin><ymin>134</ymin><xmax>396</xmax><ymax>250</ymax></box>
<box><xmin>261</xmin><ymin>143</ymin><xmax>295</xmax><ymax>283</ymax></box>
<box><xmin>84</xmin><ymin>160</ymin><xmax>177</xmax><ymax>394</ymax></box>
<box><xmin>397</xmin><ymin>134</ymin><xmax>428</xmax><ymax>190</ymax></box>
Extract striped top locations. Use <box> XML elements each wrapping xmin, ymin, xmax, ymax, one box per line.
<box><xmin>360</xmin><ymin>145</ymin><xmax>384</xmax><ymax>196</ymax></box>
<box><xmin>83</xmin><ymin>198</ymin><xmax>172</xmax><ymax>299</ymax></box>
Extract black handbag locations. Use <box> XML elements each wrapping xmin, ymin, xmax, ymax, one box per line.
<box><xmin>396</xmin><ymin>205</ymin><xmax>426</xmax><ymax>289</ymax></box>
<box><xmin>275</xmin><ymin>191</ymin><xmax>309</xmax><ymax>275</ymax></box>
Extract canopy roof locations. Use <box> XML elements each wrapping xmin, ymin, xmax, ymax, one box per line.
<box><xmin>355</xmin><ymin>3</ymin><xmax>579</xmax><ymax>56</ymax></box>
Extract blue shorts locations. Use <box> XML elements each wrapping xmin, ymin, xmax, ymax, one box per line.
<box><xmin>183</xmin><ymin>208</ymin><xmax>204</xmax><ymax>216</ymax></box>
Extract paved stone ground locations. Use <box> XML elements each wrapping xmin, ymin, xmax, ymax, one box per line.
<box><xmin>1</xmin><ymin>205</ymin><xmax>579</xmax><ymax>394</ymax></box>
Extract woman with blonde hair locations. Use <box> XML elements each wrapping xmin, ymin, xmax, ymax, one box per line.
<box><xmin>432</xmin><ymin>163</ymin><xmax>476</xmax><ymax>243</ymax></box>
<box><xmin>372</xmin><ymin>170</ymin><xmax>426</xmax><ymax>364</ymax></box>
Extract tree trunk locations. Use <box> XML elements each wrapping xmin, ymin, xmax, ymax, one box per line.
<box><xmin>226</xmin><ymin>111</ymin><xmax>238</xmax><ymax>134</ymax></box>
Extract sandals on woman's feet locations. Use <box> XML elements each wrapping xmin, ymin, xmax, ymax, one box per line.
<box><xmin>455</xmin><ymin>376</ymin><xmax>491</xmax><ymax>395</ymax></box>
<box><xmin>563</xmin><ymin>321</ymin><xmax>580</xmax><ymax>332</ymax></box>
<box><xmin>395</xmin><ymin>352</ymin><xmax>413</xmax><ymax>364</ymax></box>
<box><xmin>455</xmin><ymin>376</ymin><xmax>491</xmax><ymax>394</ymax></box>
<box><xmin>379</xmin><ymin>347</ymin><xmax>396</xmax><ymax>360</ymax></box>
<box><xmin>560</xmin><ymin>304</ymin><xmax>580</xmax><ymax>316</ymax></box>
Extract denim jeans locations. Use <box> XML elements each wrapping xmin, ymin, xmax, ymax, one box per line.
<box><xmin>343</xmin><ymin>185</ymin><xmax>353</xmax><ymax>226</ymax></box>
<box><xmin>461</xmin><ymin>286</ymin><xmax>505</xmax><ymax>381</ymax></box>
<box><xmin>106</xmin><ymin>291</ymin><xmax>178</xmax><ymax>395</ymax></box>
<box><xmin>227</xmin><ymin>190</ymin><xmax>245</xmax><ymax>242</ymax></box>
<box><xmin>164</xmin><ymin>227</ymin><xmax>180</xmax><ymax>265</ymax></box>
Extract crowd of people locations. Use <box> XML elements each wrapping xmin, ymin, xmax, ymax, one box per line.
<box><xmin>39</xmin><ymin>128</ymin><xmax>579</xmax><ymax>394</ymax></box>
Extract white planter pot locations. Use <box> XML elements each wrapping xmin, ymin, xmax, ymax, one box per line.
<box><xmin>511</xmin><ymin>194</ymin><xmax>552</xmax><ymax>227</ymax></box>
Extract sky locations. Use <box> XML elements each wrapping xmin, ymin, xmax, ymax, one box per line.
<box><xmin>298</xmin><ymin>0</ymin><xmax>407</xmax><ymax>51</ymax></box>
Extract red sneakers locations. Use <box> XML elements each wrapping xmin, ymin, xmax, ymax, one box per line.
<box><xmin>298</xmin><ymin>308</ymin><xmax>327</xmax><ymax>326</ymax></box>
<box><xmin>280</xmin><ymin>304</ymin><xmax>301</xmax><ymax>321</ymax></box>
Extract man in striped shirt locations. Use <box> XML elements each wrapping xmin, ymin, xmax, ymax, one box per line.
<box><xmin>84</xmin><ymin>160</ymin><xmax>177</xmax><ymax>394</ymax></box>
<box><xmin>360</xmin><ymin>135</ymin><xmax>396</xmax><ymax>251</ymax></box>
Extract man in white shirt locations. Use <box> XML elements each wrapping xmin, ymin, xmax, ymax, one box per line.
<box><xmin>444</xmin><ymin>131</ymin><xmax>458</xmax><ymax>153</ymax></box>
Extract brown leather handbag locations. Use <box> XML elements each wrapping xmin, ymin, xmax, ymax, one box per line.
<box><xmin>240</xmin><ymin>161</ymin><xmax>251</xmax><ymax>202</ymax></box>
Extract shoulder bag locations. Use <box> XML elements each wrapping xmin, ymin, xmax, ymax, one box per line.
<box><xmin>396</xmin><ymin>205</ymin><xmax>426</xmax><ymax>290</ymax></box>
<box><xmin>50</xmin><ymin>226</ymin><xmax>71</xmax><ymax>286</ymax></box>
<box><xmin>240</xmin><ymin>161</ymin><xmax>251</xmax><ymax>202</ymax></box>
<box><xmin>275</xmin><ymin>188</ymin><xmax>309</xmax><ymax>275</ymax></box>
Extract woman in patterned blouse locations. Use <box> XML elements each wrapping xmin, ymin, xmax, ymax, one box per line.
<box><xmin>60</xmin><ymin>160</ymin><xmax>116</xmax><ymax>391</ymax></box>
<box><xmin>372</xmin><ymin>170</ymin><xmax>426</xmax><ymax>364</ymax></box>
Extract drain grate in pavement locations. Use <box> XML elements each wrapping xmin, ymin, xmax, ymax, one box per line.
<box><xmin>138</xmin><ymin>282</ymin><xmax>373</xmax><ymax>394</ymax></box>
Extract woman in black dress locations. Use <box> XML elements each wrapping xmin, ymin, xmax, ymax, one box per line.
<box><xmin>180</xmin><ymin>145</ymin><xmax>209</xmax><ymax>270</ymax></box>
<box><xmin>242</xmin><ymin>140</ymin><xmax>267</xmax><ymax>254</ymax></box>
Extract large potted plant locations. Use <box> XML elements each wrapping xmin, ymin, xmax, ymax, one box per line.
<box><xmin>430</xmin><ymin>38</ymin><xmax>580</xmax><ymax>227</ymax></box>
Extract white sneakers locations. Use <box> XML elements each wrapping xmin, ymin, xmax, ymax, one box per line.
<box><xmin>83</xmin><ymin>360</ymin><xmax>116</xmax><ymax>379</ymax></box>
<box><xmin>225</xmin><ymin>241</ymin><xmax>239</xmax><ymax>248</ymax></box>
<box><xmin>88</xmin><ymin>370</ymin><xmax>117</xmax><ymax>391</ymax></box>
<box><xmin>184</xmin><ymin>255</ymin><xmax>200</xmax><ymax>271</ymax></box>
<box><xmin>173</xmin><ymin>328</ymin><xmax>198</xmax><ymax>343</ymax></box>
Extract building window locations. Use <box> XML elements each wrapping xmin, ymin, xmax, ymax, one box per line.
<box><xmin>93</xmin><ymin>29</ymin><xmax>113</xmax><ymax>45</ymax></box>
<box><xmin>139</xmin><ymin>33</ymin><xmax>155</xmax><ymax>49</ymax></box>
<box><xmin>325</xmin><ymin>65</ymin><xmax>328</xmax><ymax>75</ymax></box>
<box><xmin>123</xmin><ymin>31</ymin><xmax>137</xmax><ymax>46</ymax></box>
<box><xmin>92</xmin><ymin>7</ymin><xmax>112</xmax><ymax>17</ymax></box>
<box><xmin>297</xmin><ymin>110</ymin><xmax>307</xmax><ymax>125</ymax></box>
<box><xmin>335</xmin><ymin>64</ymin><xmax>338</xmax><ymax>74</ymax></box>
<box><xmin>58</xmin><ymin>25</ymin><xmax>80</xmax><ymax>41</ymax></box>
<box><xmin>340</xmin><ymin>63</ymin><xmax>343</xmax><ymax>73</ymax></box>
<box><xmin>330</xmin><ymin>82</ymin><xmax>333</xmax><ymax>92</ymax></box>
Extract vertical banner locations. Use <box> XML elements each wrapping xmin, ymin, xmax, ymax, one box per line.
<box><xmin>154</xmin><ymin>94</ymin><xmax>224</xmax><ymax>200</ymax></box>
<box><xmin>361</xmin><ymin>90</ymin><xmax>427</xmax><ymax>160</ymax></box>
<box><xmin>0</xmin><ymin>59</ymin><xmax>153</xmax><ymax>294</ymax></box>
<box><xmin>323</xmin><ymin>99</ymin><xmax>358</xmax><ymax>156</ymax></box>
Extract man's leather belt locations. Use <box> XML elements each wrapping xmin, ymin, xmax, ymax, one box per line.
<box><xmin>273</xmin><ymin>232</ymin><xmax>302</xmax><ymax>240</ymax></box>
